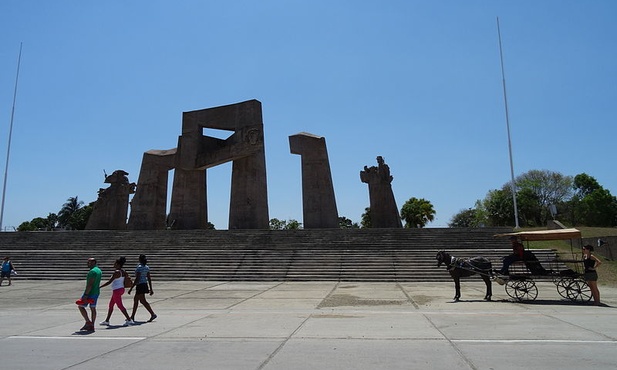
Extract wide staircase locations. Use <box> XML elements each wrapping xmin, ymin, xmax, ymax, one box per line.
<box><xmin>0</xmin><ymin>227</ymin><xmax>561</xmax><ymax>282</ymax></box>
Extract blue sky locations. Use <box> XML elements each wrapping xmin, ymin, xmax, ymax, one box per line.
<box><xmin>0</xmin><ymin>1</ymin><xmax>615</xmax><ymax>230</ymax></box>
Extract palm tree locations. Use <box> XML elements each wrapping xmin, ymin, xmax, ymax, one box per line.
<box><xmin>58</xmin><ymin>196</ymin><xmax>84</xmax><ymax>229</ymax></box>
<box><xmin>400</xmin><ymin>197</ymin><xmax>436</xmax><ymax>228</ymax></box>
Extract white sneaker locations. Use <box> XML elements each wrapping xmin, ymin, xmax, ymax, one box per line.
<box><xmin>124</xmin><ymin>319</ymin><xmax>135</xmax><ymax>326</ymax></box>
<box><xmin>99</xmin><ymin>321</ymin><xmax>109</xmax><ymax>326</ymax></box>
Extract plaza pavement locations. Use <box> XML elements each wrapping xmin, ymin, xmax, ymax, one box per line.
<box><xmin>1</xmin><ymin>280</ymin><xmax>616</xmax><ymax>370</ymax></box>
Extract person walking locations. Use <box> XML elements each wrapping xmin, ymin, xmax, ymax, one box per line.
<box><xmin>128</xmin><ymin>254</ymin><xmax>157</xmax><ymax>322</ymax></box>
<box><xmin>582</xmin><ymin>245</ymin><xmax>602</xmax><ymax>305</ymax></box>
<box><xmin>0</xmin><ymin>256</ymin><xmax>15</xmax><ymax>286</ymax></box>
<box><xmin>99</xmin><ymin>257</ymin><xmax>135</xmax><ymax>327</ymax></box>
<box><xmin>77</xmin><ymin>257</ymin><xmax>102</xmax><ymax>332</ymax></box>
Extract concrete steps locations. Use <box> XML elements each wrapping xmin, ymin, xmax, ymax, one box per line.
<box><xmin>0</xmin><ymin>227</ymin><xmax>563</xmax><ymax>282</ymax></box>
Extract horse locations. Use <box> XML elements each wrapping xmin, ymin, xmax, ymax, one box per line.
<box><xmin>436</xmin><ymin>251</ymin><xmax>493</xmax><ymax>302</ymax></box>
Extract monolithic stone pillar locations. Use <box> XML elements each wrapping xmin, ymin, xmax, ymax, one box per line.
<box><xmin>360</xmin><ymin>156</ymin><xmax>402</xmax><ymax>228</ymax></box>
<box><xmin>289</xmin><ymin>132</ymin><xmax>339</xmax><ymax>228</ymax></box>
<box><xmin>127</xmin><ymin>149</ymin><xmax>176</xmax><ymax>230</ymax></box>
<box><xmin>229</xmin><ymin>152</ymin><xmax>269</xmax><ymax>229</ymax></box>
<box><xmin>86</xmin><ymin>170</ymin><xmax>136</xmax><ymax>230</ymax></box>
<box><xmin>168</xmin><ymin>167</ymin><xmax>207</xmax><ymax>229</ymax></box>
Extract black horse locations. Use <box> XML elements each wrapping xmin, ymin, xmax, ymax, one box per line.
<box><xmin>436</xmin><ymin>251</ymin><xmax>493</xmax><ymax>302</ymax></box>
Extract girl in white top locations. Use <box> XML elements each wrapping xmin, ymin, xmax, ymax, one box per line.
<box><xmin>99</xmin><ymin>257</ymin><xmax>134</xmax><ymax>326</ymax></box>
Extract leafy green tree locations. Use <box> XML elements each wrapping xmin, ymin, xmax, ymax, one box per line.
<box><xmin>581</xmin><ymin>188</ymin><xmax>617</xmax><ymax>227</ymax></box>
<box><xmin>360</xmin><ymin>207</ymin><xmax>371</xmax><ymax>228</ymax></box>
<box><xmin>573</xmin><ymin>173</ymin><xmax>601</xmax><ymax>197</ymax></box>
<box><xmin>400</xmin><ymin>197</ymin><xmax>435</xmax><ymax>228</ymax></box>
<box><xmin>455</xmin><ymin>170</ymin><xmax>614</xmax><ymax>228</ymax></box>
<box><xmin>338</xmin><ymin>216</ymin><xmax>359</xmax><ymax>229</ymax></box>
<box><xmin>569</xmin><ymin>174</ymin><xmax>617</xmax><ymax>227</ymax></box>
<box><xmin>68</xmin><ymin>203</ymin><xmax>93</xmax><ymax>230</ymax></box>
<box><xmin>46</xmin><ymin>213</ymin><xmax>59</xmax><ymax>230</ymax></box>
<box><xmin>480</xmin><ymin>188</ymin><xmax>515</xmax><ymax>226</ymax></box>
<box><xmin>269</xmin><ymin>218</ymin><xmax>286</xmax><ymax>230</ymax></box>
<box><xmin>516</xmin><ymin>187</ymin><xmax>542</xmax><ymax>226</ymax></box>
<box><xmin>514</xmin><ymin>170</ymin><xmax>573</xmax><ymax>226</ymax></box>
<box><xmin>16</xmin><ymin>221</ymin><xmax>35</xmax><ymax>231</ymax></box>
<box><xmin>448</xmin><ymin>208</ymin><xmax>481</xmax><ymax>227</ymax></box>
<box><xmin>17</xmin><ymin>213</ymin><xmax>60</xmax><ymax>231</ymax></box>
<box><xmin>286</xmin><ymin>219</ymin><xmax>302</xmax><ymax>229</ymax></box>
<box><xmin>269</xmin><ymin>218</ymin><xmax>302</xmax><ymax>230</ymax></box>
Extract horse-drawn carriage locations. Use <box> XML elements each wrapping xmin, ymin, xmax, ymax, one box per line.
<box><xmin>437</xmin><ymin>228</ymin><xmax>591</xmax><ymax>303</ymax></box>
<box><xmin>494</xmin><ymin>228</ymin><xmax>590</xmax><ymax>302</ymax></box>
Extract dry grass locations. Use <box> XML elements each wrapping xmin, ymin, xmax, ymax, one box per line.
<box><xmin>526</xmin><ymin>226</ymin><xmax>617</xmax><ymax>287</ymax></box>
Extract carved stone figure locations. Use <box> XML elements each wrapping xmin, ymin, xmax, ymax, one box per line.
<box><xmin>360</xmin><ymin>156</ymin><xmax>402</xmax><ymax>228</ymax></box>
<box><xmin>86</xmin><ymin>170</ymin><xmax>136</xmax><ymax>230</ymax></box>
<box><xmin>289</xmin><ymin>132</ymin><xmax>339</xmax><ymax>228</ymax></box>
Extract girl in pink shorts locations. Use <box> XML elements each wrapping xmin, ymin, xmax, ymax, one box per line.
<box><xmin>99</xmin><ymin>257</ymin><xmax>135</xmax><ymax>326</ymax></box>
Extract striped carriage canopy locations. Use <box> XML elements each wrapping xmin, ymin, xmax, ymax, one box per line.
<box><xmin>494</xmin><ymin>228</ymin><xmax>582</xmax><ymax>241</ymax></box>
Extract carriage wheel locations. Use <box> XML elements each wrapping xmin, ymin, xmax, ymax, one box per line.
<box><xmin>506</xmin><ymin>279</ymin><xmax>537</xmax><ymax>301</ymax></box>
<box><xmin>566</xmin><ymin>279</ymin><xmax>592</xmax><ymax>303</ymax></box>
<box><xmin>514</xmin><ymin>280</ymin><xmax>538</xmax><ymax>301</ymax></box>
<box><xmin>505</xmin><ymin>279</ymin><xmax>521</xmax><ymax>299</ymax></box>
<box><xmin>556</xmin><ymin>278</ymin><xmax>574</xmax><ymax>300</ymax></box>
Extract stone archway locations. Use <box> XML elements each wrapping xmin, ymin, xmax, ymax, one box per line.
<box><xmin>128</xmin><ymin>100</ymin><xmax>269</xmax><ymax>230</ymax></box>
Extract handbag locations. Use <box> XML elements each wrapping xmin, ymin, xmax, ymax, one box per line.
<box><xmin>123</xmin><ymin>270</ymin><xmax>133</xmax><ymax>288</ymax></box>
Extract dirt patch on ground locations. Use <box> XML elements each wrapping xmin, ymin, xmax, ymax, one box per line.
<box><xmin>318</xmin><ymin>293</ymin><xmax>406</xmax><ymax>308</ymax></box>
<box><xmin>410</xmin><ymin>295</ymin><xmax>434</xmax><ymax>305</ymax></box>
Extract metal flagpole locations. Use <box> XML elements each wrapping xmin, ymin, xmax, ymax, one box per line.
<box><xmin>0</xmin><ymin>42</ymin><xmax>23</xmax><ymax>231</ymax></box>
<box><xmin>496</xmin><ymin>18</ymin><xmax>520</xmax><ymax>229</ymax></box>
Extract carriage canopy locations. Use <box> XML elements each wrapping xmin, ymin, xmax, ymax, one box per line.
<box><xmin>494</xmin><ymin>228</ymin><xmax>581</xmax><ymax>241</ymax></box>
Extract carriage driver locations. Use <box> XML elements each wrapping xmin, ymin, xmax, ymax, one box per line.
<box><xmin>497</xmin><ymin>236</ymin><xmax>548</xmax><ymax>276</ymax></box>
<box><xmin>496</xmin><ymin>237</ymin><xmax>525</xmax><ymax>275</ymax></box>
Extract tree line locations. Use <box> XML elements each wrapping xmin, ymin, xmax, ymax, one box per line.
<box><xmin>18</xmin><ymin>196</ymin><xmax>437</xmax><ymax>231</ymax></box>
<box><xmin>17</xmin><ymin>197</ymin><xmax>93</xmax><ymax>231</ymax></box>
<box><xmin>448</xmin><ymin>170</ymin><xmax>617</xmax><ymax>228</ymax></box>
<box><xmin>24</xmin><ymin>170</ymin><xmax>609</xmax><ymax>231</ymax></box>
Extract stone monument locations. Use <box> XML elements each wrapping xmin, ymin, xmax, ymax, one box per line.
<box><xmin>360</xmin><ymin>156</ymin><xmax>402</xmax><ymax>228</ymax></box>
<box><xmin>86</xmin><ymin>170</ymin><xmax>136</xmax><ymax>230</ymax></box>
<box><xmin>128</xmin><ymin>99</ymin><xmax>269</xmax><ymax>230</ymax></box>
<box><xmin>289</xmin><ymin>132</ymin><xmax>339</xmax><ymax>228</ymax></box>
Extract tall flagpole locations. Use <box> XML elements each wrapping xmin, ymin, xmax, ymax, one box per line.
<box><xmin>0</xmin><ymin>42</ymin><xmax>23</xmax><ymax>231</ymax></box>
<box><xmin>496</xmin><ymin>18</ymin><xmax>520</xmax><ymax>229</ymax></box>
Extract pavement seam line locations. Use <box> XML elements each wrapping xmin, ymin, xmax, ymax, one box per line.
<box><xmin>316</xmin><ymin>281</ymin><xmax>340</xmax><ymax>309</ymax></box>
<box><xmin>224</xmin><ymin>281</ymin><xmax>286</xmax><ymax>309</ymax></box>
<box><xmin>396</xmin><ymin>282</ymin><xmax>420</xmax><ymax>309</ymax></box>
<box><xmin>544</xmin><ymin>312</ymin><xmax>617</xmax><ymax>341</ymax></box>
<box><xmin>424</xmin><ymin>314</ymin><xmax>479</xmax><ymax>370</ymax></box>
<box><xmin>256</xmin><ymin>314</ymin><xmax>313</xmax><ymax>370</ymax></box>
<box><xmin>257</xmin><ymin>283</ymin><xmax>339</xmax><ymax>369</ymax></box>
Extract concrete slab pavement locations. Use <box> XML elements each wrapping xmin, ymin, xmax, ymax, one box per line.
<box><xmin>1</xmin><ymin>280</ymin><xmax>616</xmax><ymax>369</ymax></box>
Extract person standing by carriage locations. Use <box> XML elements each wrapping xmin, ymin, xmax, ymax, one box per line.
<box><xmin>582</xmin><ymin>245</ymin><xmax>602</xmax><ymax>305</ymax></box>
